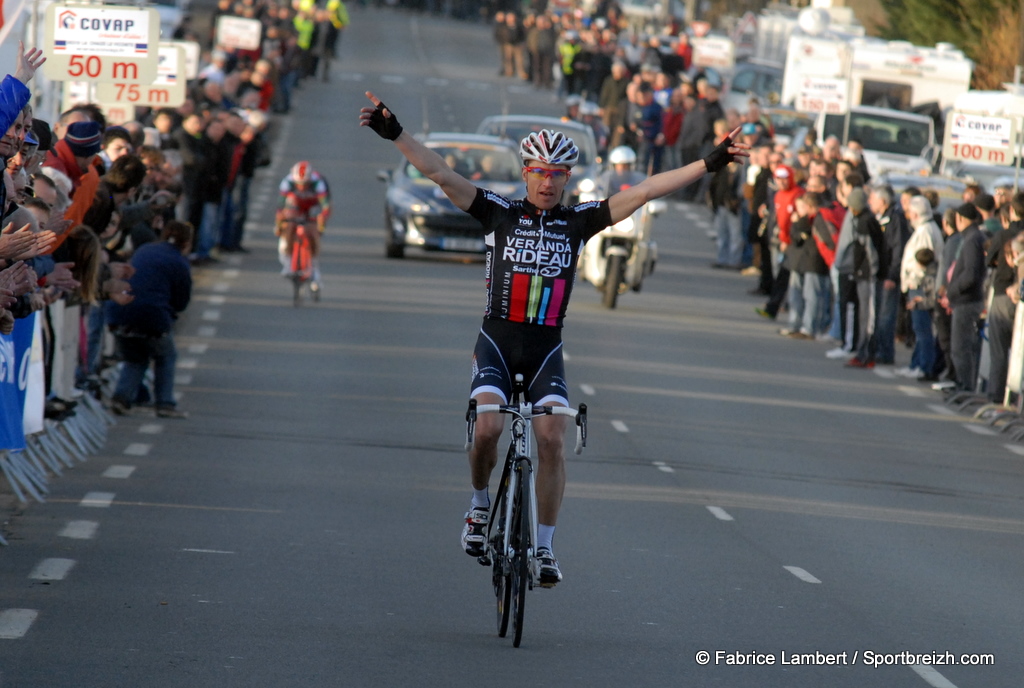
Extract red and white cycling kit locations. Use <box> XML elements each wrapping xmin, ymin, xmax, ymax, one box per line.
<box><xmin>278</xmin><ymin>170</ymin><xmax>331</xmax><ymax>226</ymax></box>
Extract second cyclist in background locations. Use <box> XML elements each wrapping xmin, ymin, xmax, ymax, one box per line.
<box><xmin>277</xmin><ymin>161</ymin><xmax>331</xmax><ymax>289</ymax></box>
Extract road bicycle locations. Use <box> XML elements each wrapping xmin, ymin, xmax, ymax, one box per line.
<box><xmin>287</xmin><ymin>221</ymin><xmax>319</xmax><ymax>307</ymax></box>
<box><xmin>465</xmin><ymin>375</ymin><xmax>587</xmax><ymax>647</ymax></box>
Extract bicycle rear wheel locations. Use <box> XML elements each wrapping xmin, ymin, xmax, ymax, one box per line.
<box><xmin>510</xmin><ymin>459</ymin><xmax>531</xmax><ymax>647</ymax></box>
<box><xmin>492</xmin><ymin>467</ymin><xmax>512</xmax><ymax>637</ymax></box>
<box><xmin>292</xmin><ymin>275</ymin><xmax>303</xmax><ymax>307</ymax></box>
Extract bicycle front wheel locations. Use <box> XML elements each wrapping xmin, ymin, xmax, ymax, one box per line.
<box><xmin>511</xmin><ymin>461</ymin><xmax>531</xmax><ymax>647</ymax></box>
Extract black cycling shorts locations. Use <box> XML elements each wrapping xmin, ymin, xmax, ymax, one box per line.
<box><xmin>470</xmin><ymin>318</ymin><xmax>568</xmax><ymax>406</ymax></box>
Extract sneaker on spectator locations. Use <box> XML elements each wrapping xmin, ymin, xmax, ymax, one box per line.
<box><xmin>895</xmin><ymin>366</ymin><xmax>923</xmax><ymax>378</ymax></box>
<box><xmin>461</xmin><ymin>506</ymin><xmax>489</xmax><ymax>557</ymax></box>
<box><xmin>845</xmin><ymin>357</ymin><xmax>875</xmax><ymax>369</ymax></box>
<box><xmin>740</xmin><ymin>266</ymin><xmax>761</xmax><ymax>277</ymax></box>
<box><xmin>110</xmin><ymin>399</ymin><xmax>131</xmax><ymax>416</ymax></box>
<box><xmin>155</xmin><ymin>405</ymin><xmax>188</xmax><ymax>419</ymax></box>
<box><xmin>536</xmin><ymin>547</ymin><xmax>562</xmax><ymax>587</ymax></box>
<box><xmin>826</xmin><ymin>347</ymin><xmax>853</xmax><ymax>359</ymax></box>
<box><xmin>788</xmin><ymin>330</ymin><xmax>812</xmax><ymax>340</ymax></box>
<box><xmin>778</xmin><ymin>327</ymin><xmax>795</xmax><ymax>336</ymax></box>
<box><xmin>755</xmin><ymin>307</ymin><xmax>775</xmax><ymax>320</ymax></box>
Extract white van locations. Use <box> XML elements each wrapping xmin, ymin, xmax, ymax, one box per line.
<box><xmin>817</xmin><ymin>105</ymin><xmax>936</xmax><ymax>175</ymax></box>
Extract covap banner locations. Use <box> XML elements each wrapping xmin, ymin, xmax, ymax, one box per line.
<box><xmin>0</xmin><ymin>313</ymin><xmax>39</xmax><ymax>451</ymax></box>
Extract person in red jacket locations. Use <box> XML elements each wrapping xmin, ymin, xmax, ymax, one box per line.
<box><xmin>756</xmin><ymin>164</ymin><xmax>804</xmax><ymax>319</ymax></box>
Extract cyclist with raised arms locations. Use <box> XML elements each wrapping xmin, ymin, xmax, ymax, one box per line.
<box><xmin>360</xmin><ymin>91</ymin><xmax>747</xmax><ymax>587</ymax></box>
<box><xmin>276</xmin><ymin>161</ymin><xmax>330</xmax><ymax>288</ymax></box>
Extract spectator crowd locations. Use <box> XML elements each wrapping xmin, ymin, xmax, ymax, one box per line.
<box><xmin>0</xmin><ymin>0</ymin><xmax>349</xmax><ymax>428</ymax></box>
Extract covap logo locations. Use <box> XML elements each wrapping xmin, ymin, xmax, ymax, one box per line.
<box><xmin>59</xmin><ymin>10</ymin><xmax>77</xmax><ymax>29</ymax></box>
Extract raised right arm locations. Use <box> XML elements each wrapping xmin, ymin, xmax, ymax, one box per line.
<box><xmin>359</xmin><ymin>91</ymin><xmax>478</xmax><ymax>212</ymax></box>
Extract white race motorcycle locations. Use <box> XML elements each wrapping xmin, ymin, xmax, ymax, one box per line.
<box><xmin>577</xmin><ymin>149</ymin><xmax>667</xmax><ymax>309</ymax></box>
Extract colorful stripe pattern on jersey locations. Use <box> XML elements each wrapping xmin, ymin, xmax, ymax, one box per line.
<box><xmin>467</xmin><ymin>188</ymin><xmax>612</xmax><ymax>328</ymax></box>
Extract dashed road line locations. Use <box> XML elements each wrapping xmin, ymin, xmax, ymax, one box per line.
<box><xmin>652</xmin><ymin>461</ymin><xmax>674</xmax><ymax>473</ymax></box>
<box><xmin>208</xmin><ymin>295</ymin><xmax>227</xmax><ymax>305</ymax></box>
<box><xmin>962</xmin><ymin>424</ymin><xmax>997</xmax><ymax>436</ymax></box>
<box><xmin>123</xmin><ymin>443</ymin><xmax>151</xmax><ymax>456</ymax></box>
<box><xmin>102</xmin><ymin>465</ymin><xmax>136</xmax><ymax>479</ymax></box>
<box><xmin>611</xmin><ymin>420</ymin><xmax>629</xmax><ymax>433</ymax></box>
<box><xmin>202</xmin><ymin>310</ymin><xmax>221</xmax><ymax>322</ymax></box>
<box><xmin>1004</xmin><ymin>444</ymin><xmax>1024</xmax><ymax>456</ymax></box>
<box><xmin>579</xmin><ymin>384</ymin><xmax>595</xmax><ymax>396</ymax></box>
<box><xmin>927</xmin><ymin>404</ymin><xmax>957</xmax><ymax>416</ymax></box>
<box><xmin>197</xmin><ymin>326</ymin><xmax>217</xmax><ymax>337</ymax></box>
<box><xmin>177</xmin><ymin>358</ymin><xmax>198</xmax><ymax>369</ymax></box>
<box><xmin>897</xmin><ymin>385</ymin><xmax>927</xmax><ymax>398</ymax></box>
<box><xmin>138</xmin><ymin>423</ymin><xmax>163</xmax><ymax>434</ymax></box>
<box><xmin>873</xmin><ymin>368</ymin><xmax>896</xmax><ymax>379</ymax></box>
<box><xmin>0</xmin><ymin>609</ymin><xmax>38</xmax><ymax>639</ymax></box>
<box><xmin>80</xmin><ymin>492</ymin><xmax>115</xmax><ymax>508</ymax></box>
<box><xmin>212</xmin><ymin>282</ymin><xmax>231</xmax><ymax>293</ymax></box>
<box><xmin>187</xmin><ymin>343</ymin><xmax>209</xmax><ymax>355</ymax></box>
<box><xmin>223</xmin><ymin>269</ymin><xmax>241</xmax><ymax>279</ymax></box>
<box><xmin>783</xmin><ymin>566</ymin><xmax>822</xmax><ymax>584</ymax></box>
<box><xmin>175</xmin><ymin>374</ymin><xmax>193</xmax><ymax>386</ymax></box>
<box><xmin>182</xmin><ymin>548</ymin><xmax>235</xmax><ymax>554</ymax></box>
<box><xmin>59</xmin><ymin>520</ymin><xmax>98</xmax><ymax>539</ymax></box>
<box><xmin>29</xmin><ymin>558</ymin><xmax>76</xmax><ymax>581</ymax></box>
<box><xmin>706</xmin><ymin>506</ymin><xmax>734</xmax><ymax>521</ymax></box>
<box><xmin>911</xmin><ymin>664</ymin><xmax>959</xmax><ymax>688</ymax></box>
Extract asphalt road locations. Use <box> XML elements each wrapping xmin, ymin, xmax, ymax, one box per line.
<box><xmin>2</xmin><ymin>7</ymin><xmax>1023</xmax><ymax>687</ymax></box>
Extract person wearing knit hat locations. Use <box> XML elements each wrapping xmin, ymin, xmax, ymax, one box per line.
<box><xmin>955</xmin><ymin>201</ymin><xmax>981</xmax><ymax>224</ymax></box>
<box><xmin>43</xmin><ymin>120</ymin><xmax>103</xmax><ymax>191</ymax></box>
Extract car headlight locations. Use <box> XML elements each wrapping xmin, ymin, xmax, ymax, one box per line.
<box><xmin>577</xmin><ymin>178</ymin><xmax>596</xmax><ymax>194</ymax></box>
<box><xmin>390</xmin><ymin>188</ymin><xmax>434</xmax><ymax>214</ymax></box>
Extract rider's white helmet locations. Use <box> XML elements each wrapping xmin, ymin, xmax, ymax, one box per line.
<box><xmin>608</xmin><ymin>145</ymin><xmax>637</xmax><ymax>166</ymax></box>
<box><xmin>290</xmin><ymin>161</ymin><xmax>313</xmax><ymax>184</ymax></box>
<box><xmin>519</xmin><ymin>129</ymin><xmax>579</xmax><ymax>168</ymax></box>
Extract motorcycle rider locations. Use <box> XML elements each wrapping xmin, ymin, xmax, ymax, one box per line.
<box><xmin>597</xmin><ymin>145</ymin><xmax>646</xmax><ymax>196</ymax></box>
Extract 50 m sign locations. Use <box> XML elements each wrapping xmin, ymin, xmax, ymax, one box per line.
<box><xmin>43</xmin><ymin>3</ymin><xmax>160</xmax><ymax>84</ymax></box>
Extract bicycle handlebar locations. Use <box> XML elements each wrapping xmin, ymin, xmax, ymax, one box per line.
<box><xmin>464</xmin><ymin>399</ymin><xmax>588</xmax><ymax>455</ymax></box>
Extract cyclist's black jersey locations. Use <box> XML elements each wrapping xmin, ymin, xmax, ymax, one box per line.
<box><xmin>467</xmin><ymin>187</ymin><xmax>613</xmax><ymax>328</ymax></box>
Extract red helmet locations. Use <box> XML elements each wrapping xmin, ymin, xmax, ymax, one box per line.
<box><xmin>291</xmin><ymin>161</ymin><xmax>313</xmax><ymax>185</ymax></box>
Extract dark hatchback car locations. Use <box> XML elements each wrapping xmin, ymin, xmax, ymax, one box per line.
<box><xmin>377</xmin><ymin>133</ymin><xmax>526</xmax><ymax>259</ymax></box>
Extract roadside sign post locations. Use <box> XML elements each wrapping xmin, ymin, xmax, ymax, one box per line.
<box><xmin>215</xmin><ymin>16</ymin><xmax>262</xmax><ymax>51</ymax></box>
<box><xmin>42</xmin><ymin>3</ymin><xmax>160</xmax><ymax>84</ymax></box>
<box><xmin>941</xmin><ymin>111</ymin><xmax>1019</xmax><ymax>167</ymax></box>
<box><xmin>96</xmin><ymin>44</ymin><xmax>186</xmax><ymax>107</ymax></box>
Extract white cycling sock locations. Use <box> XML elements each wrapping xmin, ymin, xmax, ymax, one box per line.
<box><xmin>471</xmin><ymin>487</ymin><xmax>489</xmax><ymax>509</ymax></box>
<box><xmin>537</xmin><ymin>524</ymin><xmax>555</xmax><ymax>553</ymax></box>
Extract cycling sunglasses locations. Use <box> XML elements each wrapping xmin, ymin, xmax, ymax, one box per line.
<box><xmin>524</xmin><ymin>167</ymin><xmax>571</xmax><ymax>181</ymax></box>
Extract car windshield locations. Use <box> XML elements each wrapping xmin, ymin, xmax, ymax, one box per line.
<box><xmin>478</xmin><ymin>121</ymin><xmax>596</xmax><ymax>167</ymax></box>
<box><xmin>823</xmin><ymin>112</ymin><xmax>932</xmax><ymax>157</ymax></box>
<box><xmin>411</xmin><ymin>144</ymin><xmax>521</xmax><ymax>182</ymax></box>
<box><xmin>769</xmin><ymin>111</ymin><xmax>815</xmax><ymax>137</ymax></box>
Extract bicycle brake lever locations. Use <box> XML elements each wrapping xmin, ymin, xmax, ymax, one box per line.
<box><xmin>575</xmin><ymin>403</ymin><xmax>587</xmax><ymax>454</ymax></box>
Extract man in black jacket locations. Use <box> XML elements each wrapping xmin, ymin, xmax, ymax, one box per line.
<box><xmin>943</xmin><ymin>203</ymin><xmax>988</xmax><ymax>392</ymax></box>
<box><xmin>983</xmin><ymin>193</ymin><xmax>1023</xmax><ymax>401</ymax></box>
<box><xmin>867</xmin><ymin>184</ymin><xmax>909</xmax><ymax>365</ymax></box>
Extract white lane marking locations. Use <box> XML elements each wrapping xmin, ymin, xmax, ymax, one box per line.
<box><xmin>0</xmin><ymin>609</ymin><xmax>39</xmax><ymax>639</ymax></box>
<box><xmin>177</xmin><ymin>358</ymin><xmax>198</xmax><ymax>369</ymax></box>
<box><xmin>425</xmin><ymin>77</ymin><xmax>449</xmax><ymax>86</ymax></box>
<box><xmin>338</xmin><ymin>72</ymin><xmax>365</xmax><ymax>81</ymax></box>
<box><xmin>102</xmin><ymin>465</ymin><xmax>136</xmax><ymax>479</ymax></box>
<box><xmin>706</xmin><ymin>506</ymin><xmax>734</xmax><ymax>521</ymax></box>
<box><xmin>380</xmin><ymin>75</ymin><xmax>406</xmax><ymax>84</ymax></box>
<box><xmin>222</xmin><ymin>269</ymin><xmax>240</xmax><ymax>279</ymax></box>
<box><xmin>562</xmin><ymin>352</ymin><xmax>571</xmax><ymax>361</ymax></box>
<box><xmin>579</xmin><ymin>384</ymin><xmax>595</xmax><ymax>396</ymax></box>
<box><xmin>963</xmin><ymin>424</ymin><xmax>997</xmax><ymax>436</ymax></box>
<box><xmin>202</xmin><ymin>310</ymin><xmax>221</xmax><ymax>322</ymax></box>
<box><xmin>911</xmin><ymin>664</ymin><xmax>959</xmax><ymax>688</ymax></box>
<box><xmin>897</xmin><ymin>385</ymin><xmax>927</xmax><ymax>398</ymax></box>
<box><xmin>226</xmin><ymin>256</ymin><xmax>242</xmax><ymax>267</ymax></box>
<box><xmin>182</xmin><ymin>549</ymin><xmax>235</xmax><ymax>554</ymax></box>
<box><xmin>873</xmin><ymin>368</ymin><xmax>896</xmax><ymax>379</ymax></box>
<box><xmin>29</xmin><ymin>558</ymin><xmax>76</xmax><ymax>581</ymax></box>
<box><xmin>138</xmin><ymin>423</ymin><xmax>163</xmax><ymax>435</ymax></box>
<box><xmin>174</xmin><ymin>391</ymin><xmax>184</xmax><ymax>403</ymax></box>
<box><xmin>187</xmin><ymin>343</ymin><xmax>209</xmax><ymax>355</ymax></box>
<box><xmin>212</xmin><ymin>282</ymin><xmax>231</xmax><ymax>293</ymax></box>
<box><xmin>611</xmin><ymin>420</ymin><xmax>629</xmax><ymax>433</ymax></box>
<box><xmin>783</xmin><ymin>566</ymin><xmax>822</xmax><ymax>584</ymax></box>
<box><xmin>657</xmin><ymin>466</ymin><xmax>674</xmax><ymax>473</ymax></box>
<box><xmin>59</xmin><ymin>520</ymin><xmax>98</xmax><ymax>539</ymax></box>
<box><xmin>927</xmin><ymin>404</ymin><xmax>957</xmax><ymax>416</ymax></box>
<box><xmin>80</xmin><ymin>492</ymin><xmax>115</xmax><ymax>508</ymax></box>
<box><xmin>123</xmin><ymin>443</ymin><xmax>151</xmax><ymax>456</ymax></box>
<box><xmin>197</xmin><ymin>326</ymin><xmax>217</xmax><ymax>338</ymax></box>
<box><xmin>175</xmin><ymin>374</ymin><xmax>193</xmax><ymax>386</ymax></box>
<box><xmin>1004</xmin><ymin>444</ymin><xmax>1024</xmax><ymax>456</ymax></box>
<box><xmin>208</xmin><ymin>295</ymin><xmax>227</xmax><ymax>305</ymax></box>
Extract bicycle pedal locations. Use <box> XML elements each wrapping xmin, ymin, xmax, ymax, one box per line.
<box><xmin>477</xmin><ymin>555</ymin><xmax>491</xmax><ymax>566</ymax></box>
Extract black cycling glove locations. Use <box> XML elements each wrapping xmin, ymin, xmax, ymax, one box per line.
<box><xmin>702</xmin><ymin>136</ymin><xmax>734</xmax><ymax>174</ymax></box>
<box><xmin>367</xmin><ymin>101</ymin><xmax>403</xmax><ymax>141</ymax></box>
